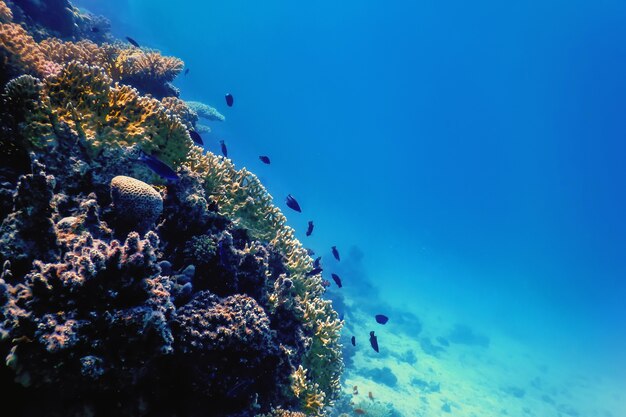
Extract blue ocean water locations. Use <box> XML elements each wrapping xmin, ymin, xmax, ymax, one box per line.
<box><xmin>76</xmin><ymin>0</ymin><xmax>626</xmax><ymax>415</ymax></box>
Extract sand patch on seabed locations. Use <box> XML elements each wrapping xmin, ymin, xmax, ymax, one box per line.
<box><xmin>342</xmin><ymin>305</ymin><xmax>626</xmax><ymax>417</ymax></box>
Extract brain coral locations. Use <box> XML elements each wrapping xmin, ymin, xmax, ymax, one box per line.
<box><xmin>110</xmin><ymin>175</ymin><xmax>163</xmax><ymax>232</ymax></box>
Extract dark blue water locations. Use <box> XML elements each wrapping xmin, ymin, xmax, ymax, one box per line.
<box><xmin>76</xmin><ymin>0</ymin><xmax>626</xmax><ymax>414</ymax></box>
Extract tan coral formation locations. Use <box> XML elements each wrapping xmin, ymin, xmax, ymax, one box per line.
<box><xmin>110</xmin><ymin>176</ymin><xmax>163</xmax><ymax>229</ymax></box>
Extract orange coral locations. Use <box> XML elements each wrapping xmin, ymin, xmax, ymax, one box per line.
<box><xmin>113</xmin><ymin>48</ymin><xmax>183</xmax><ymax>83</ymax></box>
<box><xmin>39</xmin><ymin>38</ymin><xmax>116</xmax><ymax>74</ymax></box>
<box><xmin>0</xmin><ymin>22</ymin><xmax>50</xmax><ymax>78</ymax></box>
<box><xmin>0</xmin><ymin>0</ymin><xmax>12</xmax><ymax>23</ymax></box>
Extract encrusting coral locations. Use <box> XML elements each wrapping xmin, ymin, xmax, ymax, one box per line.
<box><xmin>0</xmin><ymin>0</ymin><xmax>343</xmax><ymax>416</ymax></box>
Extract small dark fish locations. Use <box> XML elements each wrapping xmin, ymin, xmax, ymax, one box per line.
<box><xmin>305</xmin><ymin>267</ymin><xmax>322</xmax><ymax>277</ymax></box>
<box><xmin>189</xmin><ymin>130</ymin><xmax>203</xmax><ymax>146</ymax></box>
<box><xmin>306</xmin><ymin>221</ymin><xmax>314</xmax><ymax>236</ymax></box>
<box><xmin>137</xmin><ymin>153</ymin><xmax>179</xmax><ymax>181</ymax></box>
<box><xmin>331</xmin><ymin>273</ymin><xmax>342</xmax><ymax>288</ymax></box>
<box><xmin>184</xmin><ymin>68</ymin><xmax>189</xmax><ymax>76</ymax></box>
<box><xmin>369</xmin><ymin>331</ymin><xmax>379</xmax><ymax>353</ymax></box>
<box><xmin>220</xmin><ymin>140</ymin><xmax>228</xmax><ymax>157</ymax></box>
<box><xmin>225</xmin><ymin>93</ymin><xmax>234</xmax><ymax>107</ymax></box>
<box><xmin>259</xmin><ymin>155</ymin><xmax>271</xmax><ymax>164</ymax></box>
<box><xmin>313</xmin><ymin>256</ymin><xmax>321</xmax><ymax>268</ymax></box>
<box><xmin>226</xmin><ymin>378</ymin><xmax>253</xmax><ymax>398</ymax></box>
<box><xmin>285</xmin><ymin>194</ymin><xmax>301</xmax><ymax>212</ymax></box>
<box><xmin>91</xmin><ymin>27</ymin><xmax>100</xmax><ymax>33</ymax></box>
<box><xmin>351</xmin><ymin>336</ymin><xmax>356</xmax><ymax>346</ymax></box>
<box><xmin>375</xmin><ymin>314</ymin><xmax>389</xmax><ymax>325</ymax></box>
<box><xmin>218</xmin><ymin>240</ymin><xmax>227</xmax><ymax>267</ymax></box>
<box><xmin>126</xmin><ymin>36</ymin><xmax>140</xmax><ymax>48</ymax></box>
<box><xmin>331</xmin><ymin>246</ymin><xmax>340</xmax><ymax>261</ymax></box>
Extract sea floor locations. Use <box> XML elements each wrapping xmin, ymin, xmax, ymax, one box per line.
<box><xmin>337</xmin><ymin>298</ymin><xmax>625</xmax><ymax>417</ymax></box>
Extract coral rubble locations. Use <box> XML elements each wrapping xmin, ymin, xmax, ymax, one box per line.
<box><xmin>0</xmin><ymin>0</ymin><xmax>342</xmax><ymax>416</ymax></box>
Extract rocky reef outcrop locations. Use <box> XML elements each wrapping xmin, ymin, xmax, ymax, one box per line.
<box><xmin>0</xmin><ymin>1</ymin><xmax>343</xmax><ymax>416</ymax></box>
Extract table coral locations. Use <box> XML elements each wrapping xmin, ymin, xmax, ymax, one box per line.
<box><xmin>42</xmin><ymin>61</ymin><xmax>192</xmax><ymax>170</ymax></box>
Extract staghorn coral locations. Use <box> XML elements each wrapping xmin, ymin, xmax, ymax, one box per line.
<box><xmin>187</xmin><ymin>100</ymin><xmax>226</xmax><ymax>122</ymax></box>
<box><xmin>110</xmin><ymin>175</ymin><xmax>163</xmax><ymax>233</ymax></box>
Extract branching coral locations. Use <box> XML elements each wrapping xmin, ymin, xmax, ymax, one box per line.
<box><xmin>42</xmin><ymin>61</ymin><xmax>192</xmax><ymax>170</ymax></box>
<box><xmin>0</xmin><ymin>20</ymin><xmax>50</xmax><ymax>81</ymax></box>
<box><xmin>162</xmin><ymin>96</ymin><xmax>198</xmax><ymax>129</ymax></box>
<box><xmin>185</xmin><ymin>146</ymin><xmax>344</xmax><ymax>413</ymax></box>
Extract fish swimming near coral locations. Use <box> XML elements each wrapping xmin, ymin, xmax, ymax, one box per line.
<box><xmin>125</xmin><ymin>36</ymin><xmax>140</xmax><ymax>47</ymax></box>
<box><xmin>285</xmin><ymin>194</ymin><xmax>301</xmax><ymax>212</ymax></box>
<box><xmin>136</xmin><ymin>153</ymin><xmax>179</xmax><ymax>181</ymax></box>
<box><xmin>184</xmin><ymin>68</ymin><xmax>189</xmax><ymax>76</ymax></box>
<box><xmin>368</xmin><ymin>391</ymin><xmax>374</xmax><ymax>400</ymax></box>
<box><xmin>259</xmin><ymin>155</ymin><xmax>271</xmax><ymax>164</ymax></box>
<box><xmin>306</xmin><ymin>220</ymin><xmax>314</xmax><ymax>236</ymax></box>
<box><xmin>331</xmin><ymin>273</ymin><xmax>342</xmax><ymax>288</ymax></box>
<box><xmin>331</xmin><ymin>246</ymin><xmax>340</xmax><ymax>261</ymax></box>
<box><xmin>189</xmin><ymin>130</ymin><xmax>203</xmax><ymax>146</ymax></box>
<box><xmin>305</xmin><ymin>267</ymin><xmax>323</xmax><ymax>277</ymax></box>
<box><xmin>369</xmin><ymin>331</ymin><xmax>379</xmax><ymax>353</ymax></box>
<box><xmin>225</xmin><ymin>93</ymin><xmax>234</xmax><ymax>107</ymax></box>
<box><xmin>313</xmin><ymin>256</ymin><xmax>321</xmax><ymax>268</ymax></box>
<box><xmin>351</xmin><ymin>336</ymin><xmax>356</xmax><ymax>346</ymax></box>
<box><xmin>375</xmin><ymin>314</ymin><xmax>389</xmax><ymax>325</ymax></box>
<box><xmin>220</xmin><ymin>140</ymin><xmax>228</xmax><ymax>157</ymax></box>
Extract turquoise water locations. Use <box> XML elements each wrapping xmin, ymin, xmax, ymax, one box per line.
<box><xmin>77</xmin><ymin>1</ymin><xmax>626</xmax><ymax>415</ymax></box>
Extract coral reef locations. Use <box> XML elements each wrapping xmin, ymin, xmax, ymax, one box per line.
<box><xmin>0</xmin><ymin>0</ymin><xmax>343</xmax><ymax>415</ymax></box>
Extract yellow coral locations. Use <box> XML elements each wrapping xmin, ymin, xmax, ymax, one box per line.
<box><xmin>184</xmin><ymin>145</ymin><xmax>344</xmax><ymax>413</ymax></box>
<box><xmin>162</xmin><ymin>96</ymin><xmax>198</xmax><ymax>129</ymax></box>
<box><xmin>255</xmin><ymin>408</ymin><xmax>307</xmax><ymax>417</ymax></box>
<box><xmin>113</xmin><ymin>48</ymin><xmax>183</xmax><ymax>83</ymax></box>
<box><xmin>43</xmin><ymin>61</ymin><xmax>192</xmax><ymax>169</ymax></box>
